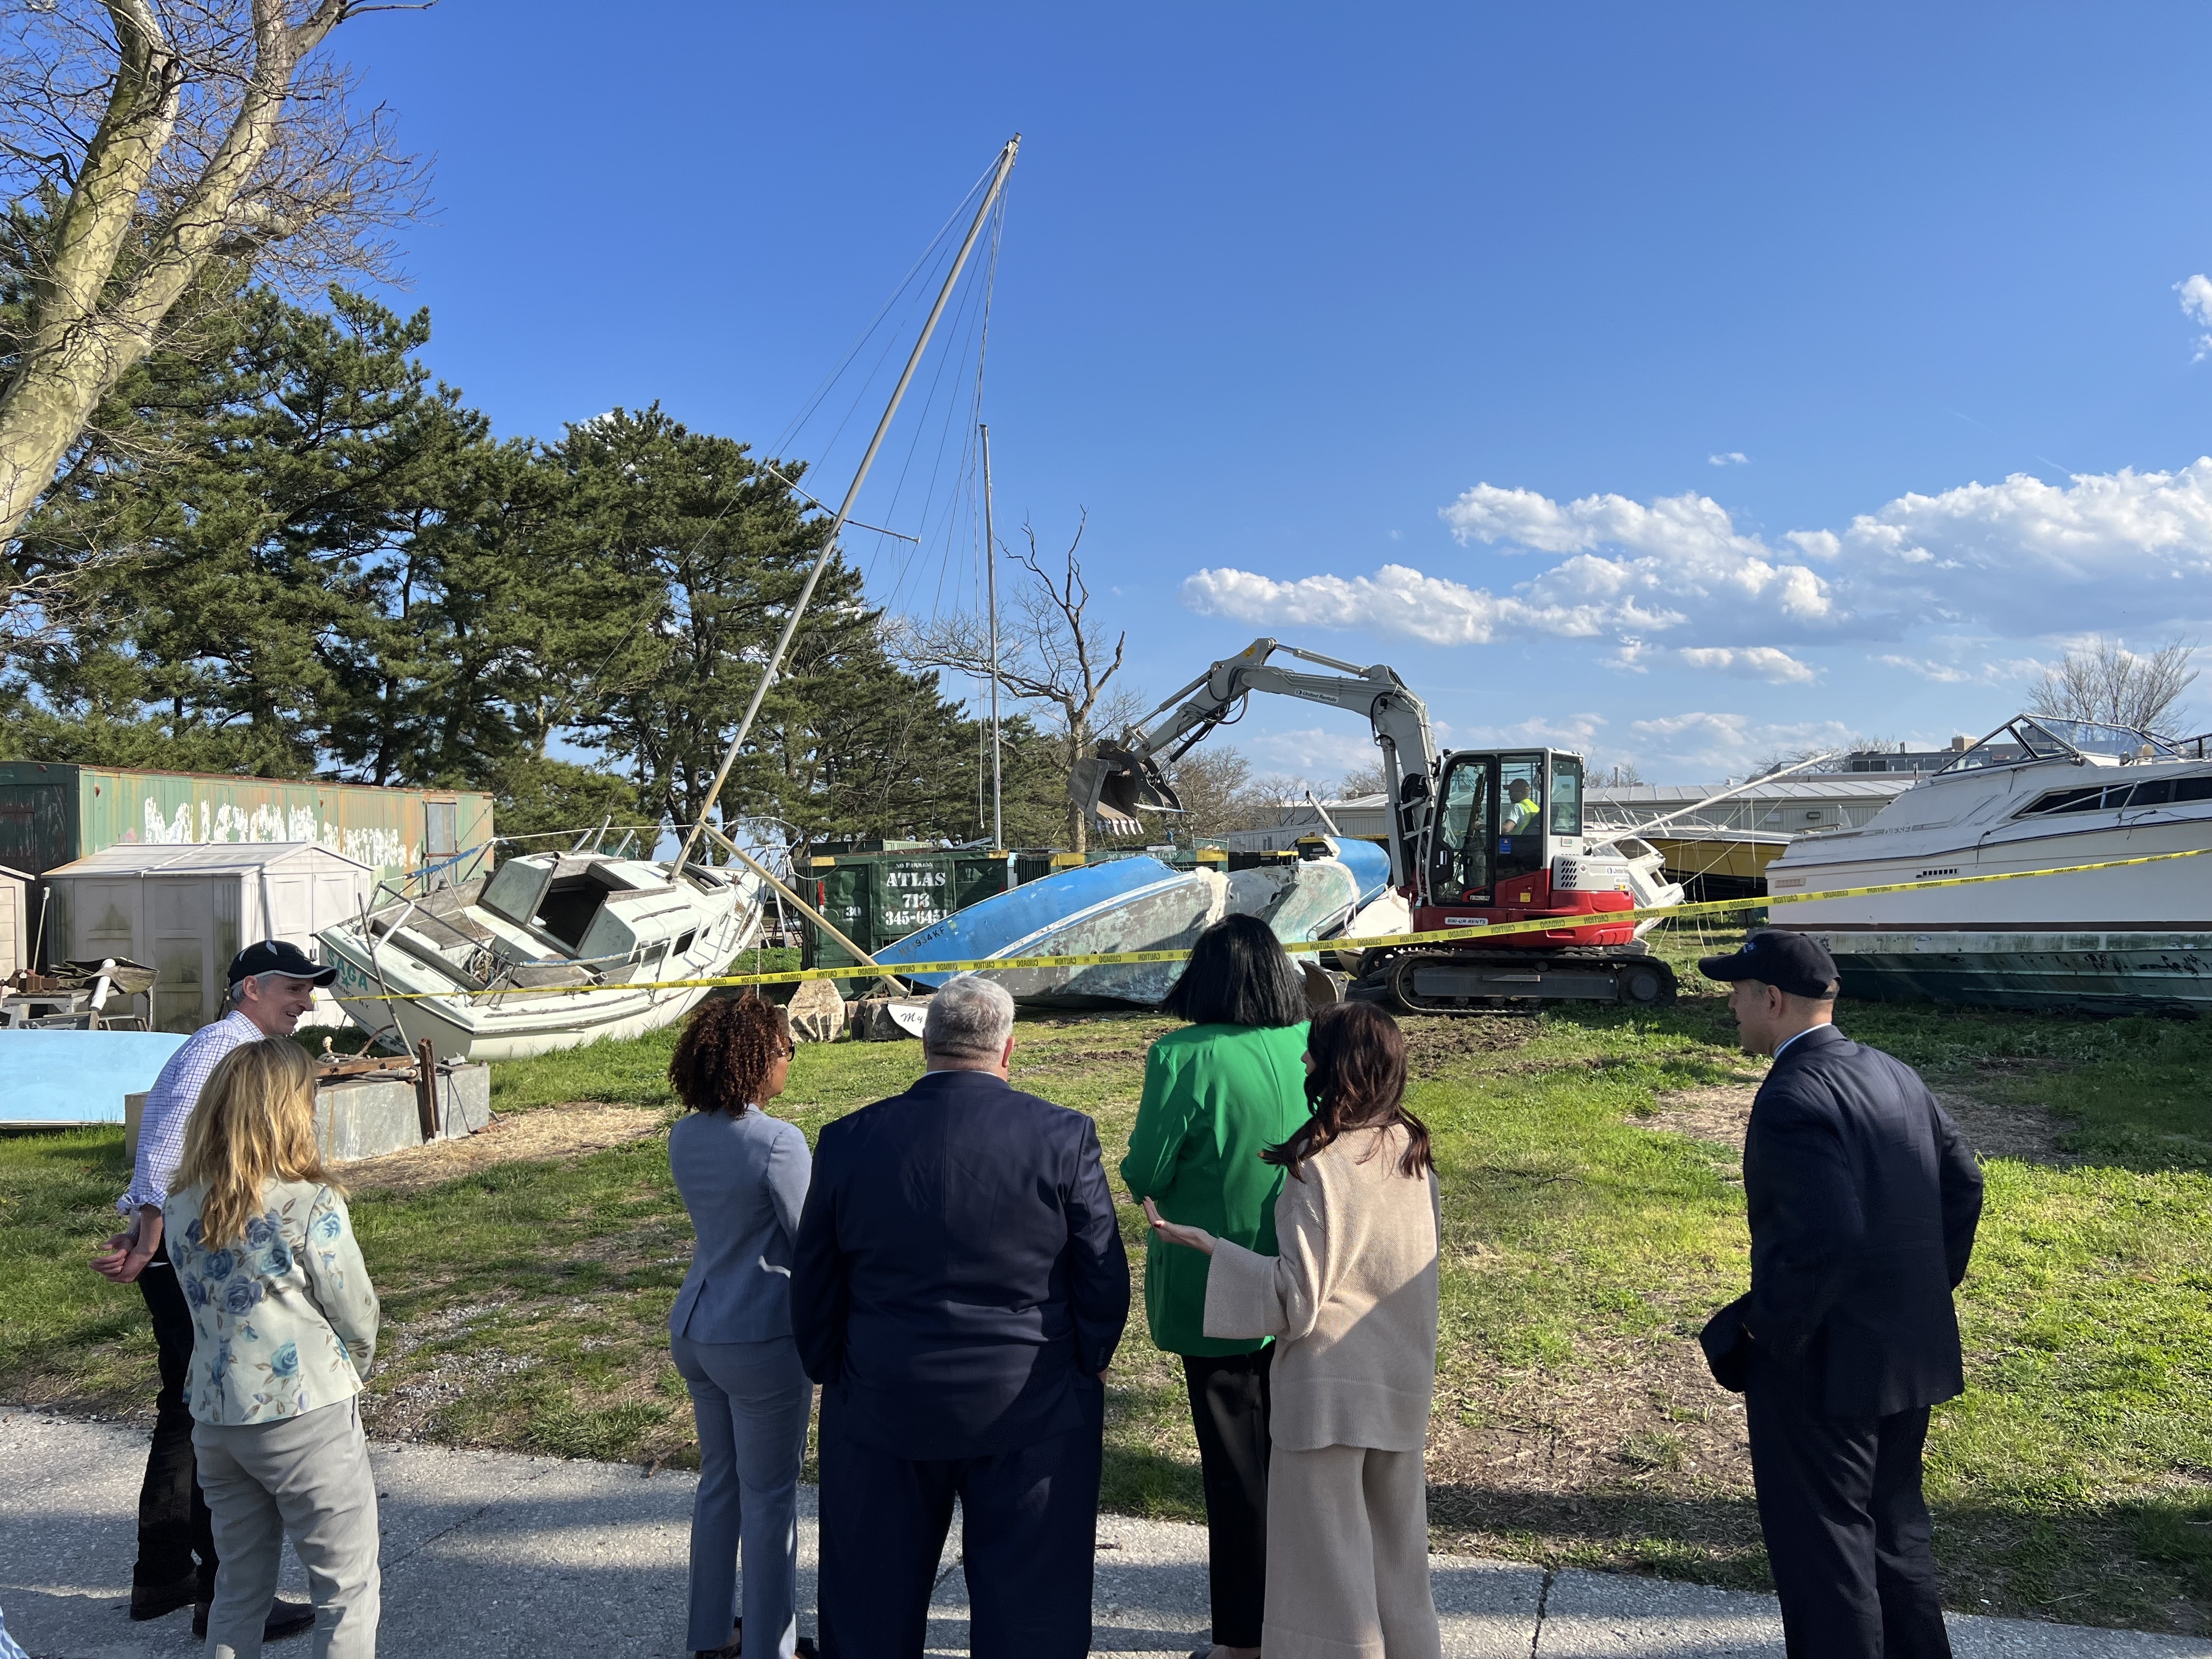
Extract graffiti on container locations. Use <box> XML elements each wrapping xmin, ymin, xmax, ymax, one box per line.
<box><xmin>140</xmin><ymin>797</ymin><xmax>413</xmax><ymax>870</ymax></box>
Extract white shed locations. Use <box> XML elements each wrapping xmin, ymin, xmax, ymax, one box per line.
<box><xmin>0</xmin><ymin>862</ymin><xmax>29</xmax><ymax>980</ymax></box>
<box><xmin>43</xmin><ymin>842</ymin><xmax>376</xmax><ymax>1032</ymax></box>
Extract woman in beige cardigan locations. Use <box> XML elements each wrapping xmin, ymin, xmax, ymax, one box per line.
<box><xmin>1145</xmin><ymin>1001</ymin><xmax>1442</xmax><ymax>1659</ymax></box>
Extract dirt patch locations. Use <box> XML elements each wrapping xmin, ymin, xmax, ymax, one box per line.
<box><xmin>1929</xmin><ymin>1090</ymin><xmax>2072</xmax><ymax>1165</ymax></box>
<box><xmin>1629</xmin><ymin>1081</ymin><xmax>2073</xmax><ymax>1166</ymax></box>
<box><xmin>1401</xmin><ymin>1014</ymin><xmax>1542</xmax><ymax>1079</ymax></box>
<box><xmin>337</xmin><ymin>1103</ymin><xmax>667</xmax><ymax>1196</ymax></box>
<box><xmin>1636</xmin><ymin>1085</ymin><xmax>1756</xmax><ymax>1150</ymax></box>
<box><xmin>1427</xmin><ymin>1332</ymin><xmax>1761</xmax><ymax>1565</ymax></box>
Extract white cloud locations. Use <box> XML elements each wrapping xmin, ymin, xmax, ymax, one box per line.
<box><xmin>1184</xmin><ymin>460</ymin><xmax>2212</xmax><ymax>657</ymax></box>
<box><xmin>1627</xmin><ymin>713</ymin><xmax>1858</xmax><ymax>777</ymax></box>
<box><xmin>1676</xmin><ymin>646</ymin><xmax>1819</xmax><ymax>684</ymax></box>
<box><xmin>1877</xmin><ymin>651</ymin><xmax>2050</xmax><ymax>687</ymax></box>
<box><xmin>1708</xmin><ymin>451</ymin><xmax>1749</xmax><ymax>466</ymax></box>
<box><xmin>1610</xmin><ymin>641</ymin><xmax>1815</xmax><ymax>682</ymax></box>
<box><xmin>2178</xmin><ymin>274</ymin><xmax>2212</xmax><ymax>361</ymax></box>
<box><xmin>1246</xmin><ymin>726</ymin><xmax>1383</xmax><ymax>781</ymax></box>
<box><xmin>1182</xmin><ymin>563</ymin><xmax>1593</xmax><ymax>646</ymax></box>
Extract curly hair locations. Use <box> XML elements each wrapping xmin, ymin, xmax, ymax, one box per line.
<box><xmin>669</xmin><ymin>994</ymin><xmax>791</xmax><ymax>1115</ymax></box>
<box><xmin>1263</xmin><ymin>1001</ymin><xmax>1431</xmax><ymax>1182</ymax></box>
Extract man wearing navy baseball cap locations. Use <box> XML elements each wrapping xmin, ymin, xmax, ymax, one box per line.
<box><xmin>1697</xmin><ymin>930</ymin><xmax>1984</xmax><ymax>1659</ymax></box>
<box><xmin>88</xmin><ymin>940</ymin><xmax>336</xmax><ymax>1643</ymax></box>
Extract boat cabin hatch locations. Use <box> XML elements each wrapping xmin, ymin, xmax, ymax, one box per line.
<box><xmin>481</xmin><ymin>856</ymin><xmax>643</xmax><ymax>951</ymax></box>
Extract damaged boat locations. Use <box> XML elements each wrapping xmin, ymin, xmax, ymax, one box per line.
<box><xmin>319</xmin><ymin>849</ymin><xmax>761</xmax><ymax>1061</ymax></box>
<box><xmin>1768</xmin><ymin>714</ymin><xmax>2212</xmax><ymax>1013</ymax></box>
<box><xmin>878</xmin><ymin>836</ymin><xmax>1392</xmax><ymax>1008</ymax></box>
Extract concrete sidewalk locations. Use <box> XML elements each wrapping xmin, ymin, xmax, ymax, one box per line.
<box><xmin>4</xmin><ymin>1408</ymin><xmax>2203</xmax><ymax>1659</ymax></box>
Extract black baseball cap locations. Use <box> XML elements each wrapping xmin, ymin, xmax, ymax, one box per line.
<box><xmin>228</xmin><ymin>940</ymin><xmax>338</xmax><ymax>988</ymax></box>
<box><xmin>1698</xmin><ymin>930</ymin><xmax>1839</xmax><ymax>1000</ymax></box>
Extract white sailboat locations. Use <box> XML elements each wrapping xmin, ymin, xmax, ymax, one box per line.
<box><xmin>320</xmin><ymin>845</ymin><xmax>759</xmax><ymax>1062</ymax></box>
<box><xmin>319</xmin><ymin>139</ymin><xmax>1024</xmax><ymax>1058</ymax></box>
<box><xmin>1767</xmin><ymin>714</ymin><xmax>2212</xmax><ymax>1011</ymax></box>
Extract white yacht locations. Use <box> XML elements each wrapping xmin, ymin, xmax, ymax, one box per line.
<box><xmin>1766</xmin><ymin>715</ymin><xmax>2212</xmax><ymax>1012</ymax></box>
<box><xmin>319</xmin><ymin>850</ymin><xmax>760</xmax><ymax>1061</ymax></box>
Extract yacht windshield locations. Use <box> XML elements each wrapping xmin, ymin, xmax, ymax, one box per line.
<box><xmin>1939</xmin><ymin>715</ymin><xmax>2177</xmax><ymax>774</ymax></box>
<box><xmin>2027</xmin><ymin>718</ymin><xmax>2179</xmax><ymax>759</ymax></box>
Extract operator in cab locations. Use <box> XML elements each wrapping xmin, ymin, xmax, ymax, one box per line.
<box><xmin>1500</xmin><ymin>777</ymin><xmax>1541</xmax><ymax>838</ymax></box>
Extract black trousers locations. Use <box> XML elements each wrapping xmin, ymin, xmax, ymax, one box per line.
<box><xmin>1745</xmin><ymin>1353</ymin><xmax>1951</xmax><ymax>1659</ymax></box>
<box><xmin>1182</xmin><ymin>1347</ymin><xmax>1272</xmax><ymax>1648</ymax></box>
<box><xmin>816</xmin><ymin>1395</ymin><xmax>1103</xmax><ymax>1659</ymax></box>
<box><xmin>136</xmin><ymin>1242</ymin><xmax>218</xmax><ymax>1596</ymax></box>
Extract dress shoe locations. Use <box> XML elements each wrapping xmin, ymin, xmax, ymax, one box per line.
<box><xmin>698</xmin><ymin>1627</ymin><xmax>818</xmax><ymax>1659</ymax></box>
<box><xmin>128</xmin><ymin>1573</ymin><xmax>200</xmax><ymax>1621</ymax></box>
<box><xmin>193</xmin><ymin>1598</ymin><xmax>318</xmax><ymax>1641</ymax></box>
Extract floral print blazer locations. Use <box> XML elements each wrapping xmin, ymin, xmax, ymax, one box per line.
<box><xmin>163</xmin><ymin>1178</ymin><xmax>380</xmax><ymax>1425</ymax></box>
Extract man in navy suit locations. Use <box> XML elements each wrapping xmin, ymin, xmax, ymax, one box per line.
<box><xmin>792</xmin><ymin>974</ymin><xmax>1131</xmax><ymax>1659</ymax></box>
<box><xmin>1699</xmin><ymin>931</ymin><xmax>1984</xmax><ymax>1659</ymax></box>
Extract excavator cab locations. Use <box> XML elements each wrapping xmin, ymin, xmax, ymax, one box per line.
<box><xmin>1424</xmin><ymin>749</ymin><xmax>1584</xmax><ymax>907</ymax></box>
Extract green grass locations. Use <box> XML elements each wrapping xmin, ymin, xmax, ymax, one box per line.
<box><xmin>7</xmin><ymin>930</ymin><xmax>2212</xmax><ymax>1633</ymax></box>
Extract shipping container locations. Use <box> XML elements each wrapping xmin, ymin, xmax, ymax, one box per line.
<box><xmin>42</xmin><ymin>842</ymin><xmax>377</xmax><ymax>1032</ymax></box>
<box><xmin>0</xmin><ymin>763</ymin><xmax>492</xmax><ymax>889</ymax></box>
<box><xmin>800</xmin><ymin>847</ymin><xmax>1021</xmax><ymax>986</ymax></box>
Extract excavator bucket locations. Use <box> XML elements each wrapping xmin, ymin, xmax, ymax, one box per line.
<box><xmin>1069</xmin><ymin>743</ymin><xmax>1182</xmax><ymax>836</ymax></box>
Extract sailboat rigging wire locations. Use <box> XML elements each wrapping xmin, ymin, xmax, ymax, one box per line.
<box><xmin>753</xmin><ymin>461</ymin><xmax>919</xmax><ymax>541</ymax></box>
<box><xmin>766</xmin><ymin>156</ymin><xmax>1003</xmax><ymax>462</ymax></box>
<box><xmin>672</xmin><ymin>137</ymin><xmax>1021</xmax><ymax>876</ymax></box>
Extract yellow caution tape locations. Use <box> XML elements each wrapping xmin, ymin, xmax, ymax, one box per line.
<box><xmin>334</xmin><ymin>840</ymin><xmax>2212</xmax><ymax>1005</ymax></box>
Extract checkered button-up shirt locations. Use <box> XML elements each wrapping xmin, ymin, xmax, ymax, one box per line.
<box><xmin>119</xmin><ymin>1010</ymin><xmax>263</xmax><ymax>1214</ymax></box>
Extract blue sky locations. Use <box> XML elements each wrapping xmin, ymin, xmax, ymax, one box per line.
<box><xmin>350</xmin><ymin>3</ymin><xmax>2212</xmax><ymax>785</ymax></box>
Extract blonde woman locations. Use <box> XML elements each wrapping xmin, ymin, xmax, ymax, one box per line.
<box><xmin>165</xmin><ymin>1038</ymin><xmax>381</xmax><ymax>1658</ymax></box>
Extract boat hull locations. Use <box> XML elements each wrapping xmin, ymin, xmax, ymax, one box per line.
<box><xmin>881</xmin><ymin>857</ymin><xmax>1226</xmax><ymax>1008</ymax></box>
<box><xmin>1803</xmin><ymin>929</ymin><xmax>2212</xmax><ymax>1015</ymax></box>
<box><xmin>320</xmin><ymin>864</ymin><xmax>757</xmax><ymax>1062</ymax></box>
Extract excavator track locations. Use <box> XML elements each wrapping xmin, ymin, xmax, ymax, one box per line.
<box><xmin>1348</xmin><ymin>949</ymin><xmax>1677</xmax><ymax>1014</ymax></box>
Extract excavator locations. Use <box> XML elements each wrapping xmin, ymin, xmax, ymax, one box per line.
<box><xmin>1069</xmin><ymin>638</ymin><xmax>1685</xmax><ymax>1012</ymax></box>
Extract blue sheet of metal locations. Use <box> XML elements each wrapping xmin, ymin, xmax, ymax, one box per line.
<box><xmin>0</xmin><ymin>1029</ymin><xmax>188</xmax><ymax>1124</ymax></box>
<box><xmin>1330</xmin><ymin>837</ymin><xmax>1391</xmax><ymax>906</ymax></box>
<box><xmin>877</xmin><ymin>856</ymin><xmax>1188</xmax><ymax>983</ymax></box>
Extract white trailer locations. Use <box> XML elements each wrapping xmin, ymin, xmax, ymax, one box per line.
<box><xmin>42</xmin><ymin>842</ymin><xmax>376</xmax><ymax>1032</ymax></box>
<box><xmin>0</xmin><ymin>862</ymin><xmax>28</xmax><ymax>980</ymax></box>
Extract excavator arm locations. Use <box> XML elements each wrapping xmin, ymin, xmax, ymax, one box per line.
<box><xmin>1070</xmin><ymin>637</ymin><xmax>1440</xmax><ymax>887</ymax></box>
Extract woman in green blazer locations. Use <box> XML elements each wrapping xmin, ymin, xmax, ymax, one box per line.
<box><xmin>1121</xmin><ymin>914</ymin><xmax>1311</xmax><ymax>1659</ymax></box>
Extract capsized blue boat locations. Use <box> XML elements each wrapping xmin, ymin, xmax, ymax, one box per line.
<box><xmin>1226</xmin><ymin>837</ymin><xmax>1390</xmax><ymax>941</ymax></box>
<box><xmin>876</xmin><ymin>837</ymin><xmax>1392</xmax><ymax>1009</ymax></box>
<box><xmin>879</xmin><ymin>855</ymin><xmax>1223</xmax><ymax>1007</ymax></box>
<box><xmin>0</xmin><ymin>1029</ymin><xmax>189</xmax><ymax>1126</ymax></box>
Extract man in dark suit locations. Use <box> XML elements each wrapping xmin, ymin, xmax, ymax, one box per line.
<box><xmin>792</xmin><ymin>973</ymin><xmax>1131</xmax><ymax>1659</ymax></box>
<box><xmin>1699</xmin><ymin>930</ymin><xmax>1984</xmax><ymax>1659</ymax></box>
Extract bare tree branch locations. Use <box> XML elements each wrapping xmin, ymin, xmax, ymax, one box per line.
<box><xmin>894</xmin><ymin>510</ymin><xmax>1128</xmax><ymax>850</ymax></box>
<box><xmin>2028</xmin><ymin>635</ymin><xmax>2199</xmax><ymax>735</ymax></box>
<box><xmin>0</xmin><ymin>0</ymin><xmax>428</xmax><ymax>564</ymax></box>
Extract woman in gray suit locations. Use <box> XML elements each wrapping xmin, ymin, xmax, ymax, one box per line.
<box><xmin>667</xmin><ymin>996</ymin><xmax>815</xmax><ymax>1659</ymax></box>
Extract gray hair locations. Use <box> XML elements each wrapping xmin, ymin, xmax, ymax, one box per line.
<box><xmin>923</xmin><ymin>974</ymin><xmax>1015</xmax><ymax>1059</ymax></box>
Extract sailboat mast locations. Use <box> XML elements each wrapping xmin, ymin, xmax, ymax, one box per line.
<box><xmin>981</xmin><ymin>421</ymin><xmax>1002</xmax><ymax>851</ymax></box>
<box><xmin>672</xmin><ymin>135</ymin><xmax>1021</xmax><ymax>876</ymax></box>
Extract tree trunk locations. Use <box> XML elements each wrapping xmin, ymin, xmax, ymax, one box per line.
<box><xmin>0</xmin><ymin>0</ymin><xmax>348</xmax><ymax>549</ymax></box>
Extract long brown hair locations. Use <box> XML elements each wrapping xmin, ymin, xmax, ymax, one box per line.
<box><xmin>170</xmin><ymin>1039</ymin><xmax>336</xmax><ymax>1248</ymax></box>
<box><xmin>669</xmin><ymin>994</ymin><xmax>791</xmax><ymax>1114</ymax></box>
<box><xmin>1263</xmin><ymin>1001</ymin><xmax>1432</xmax><ymax>1181</ymax></box>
